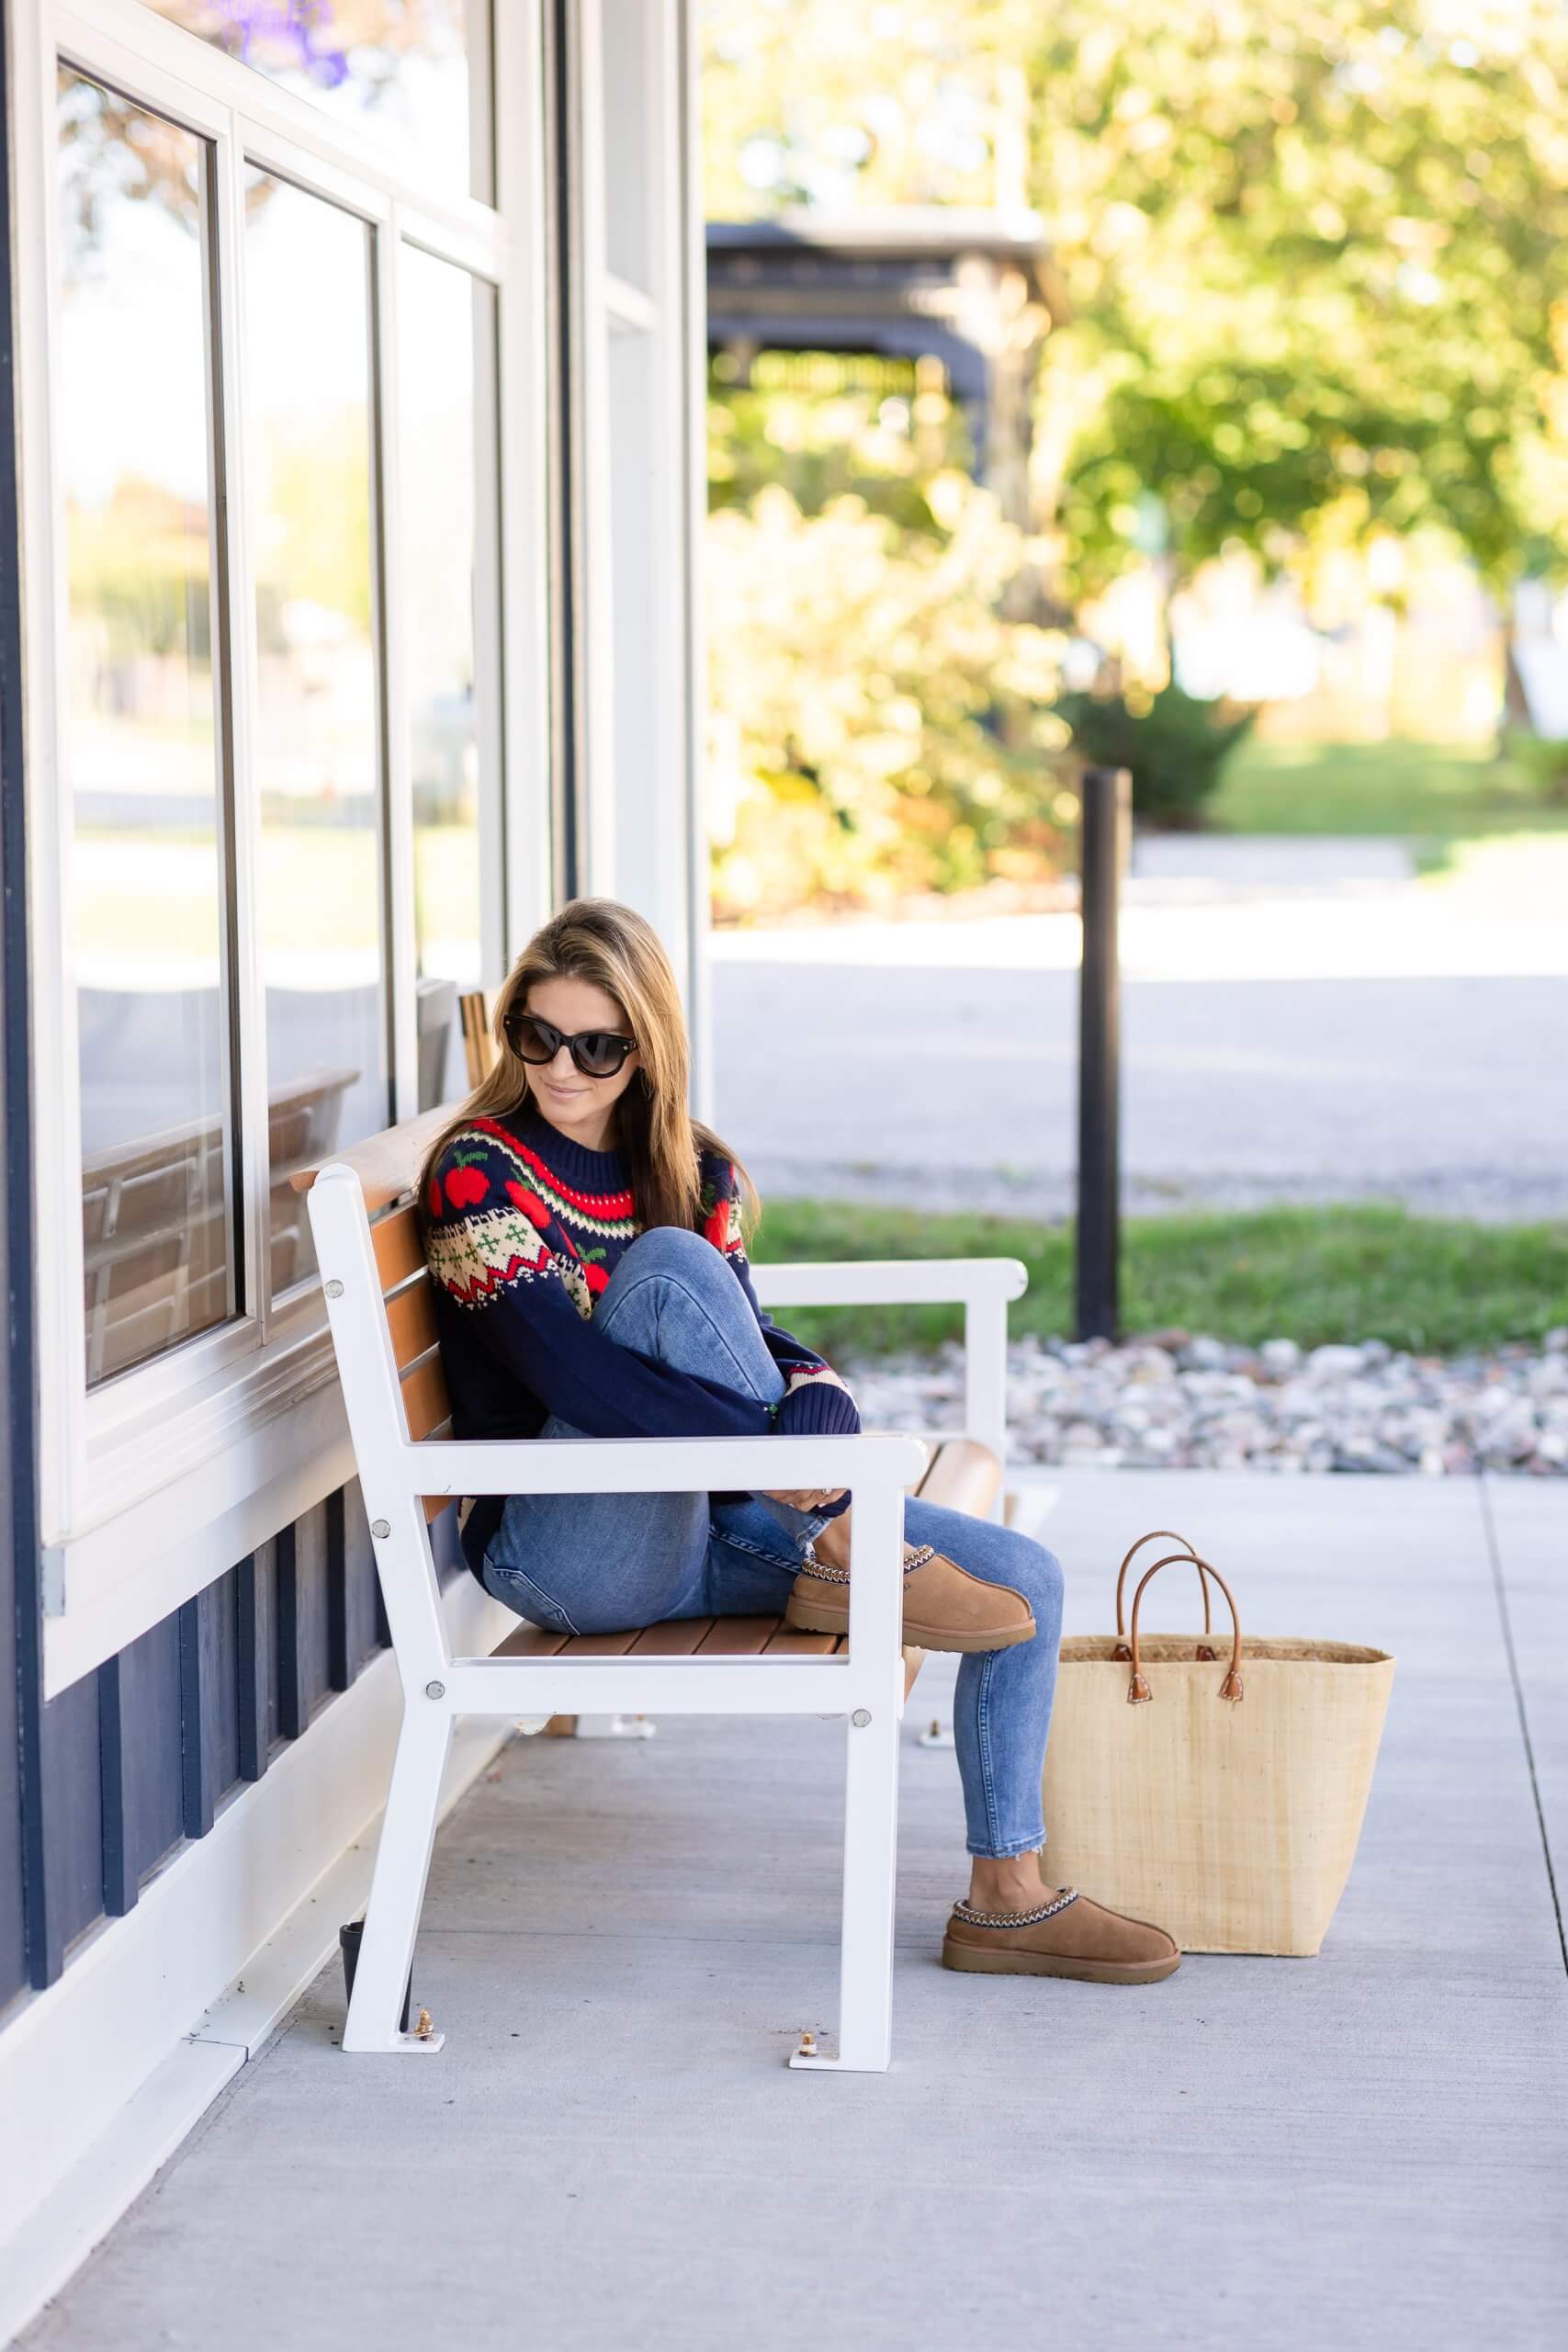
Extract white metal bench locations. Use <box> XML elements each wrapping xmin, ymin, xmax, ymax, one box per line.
<box><xmin>299</xmin><ymin>1112</ymin><xmax>1027</xmax><ymax>2073</ymax></box>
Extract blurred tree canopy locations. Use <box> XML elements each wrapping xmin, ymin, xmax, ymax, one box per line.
<box><xmin>700</xmin><ymin>1</ymin><xmax>1568</xmax><ymax>907</ymax></box>
<box><xmin>703</xmin><ymin>0</ymin><xmax>1568</xmax><ymax>597</ymax></box>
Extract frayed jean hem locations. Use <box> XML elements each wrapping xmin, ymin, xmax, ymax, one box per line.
<box><xmin>965</xmin><ymin>1830</ymin><xmax>1047</xmax><ymax>1861</ymax></box>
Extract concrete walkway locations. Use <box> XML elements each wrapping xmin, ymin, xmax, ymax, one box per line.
<box><xmin>19</xmin><ymin>1472</ymin><xmax>1565</xmax><ymax>2351</ymax></box>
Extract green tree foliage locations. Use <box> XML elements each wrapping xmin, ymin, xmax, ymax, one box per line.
<box><xmin>703</xmin><ymin>1</ymin><xmax>1568</xmax><ymax>597</ymax></box>
<box><xmin>705</xmin><ymin>356</ymin><xmax>1075</xmax><ymax>912</ymax></box>
<box><xmin>707</xmin><ymin>354</ymin><xmax>970</xmax><ymax>528</ymax></box>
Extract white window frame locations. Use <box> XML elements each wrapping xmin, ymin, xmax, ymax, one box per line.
<box><xmin>558</xmin><ymin>0</ymin><xmax>712</xmax><ymax>1105</ymax></box>
<box><xmin>9</xmin><ymin>0</ymin><xmax>554</xmax><ymax>1685</ymax></box>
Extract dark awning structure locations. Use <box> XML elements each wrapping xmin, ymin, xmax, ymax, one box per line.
<box><xmin>706</xmin><ymin>208</ymin><xmax>1066</xmax><ymax>509</ymax></box>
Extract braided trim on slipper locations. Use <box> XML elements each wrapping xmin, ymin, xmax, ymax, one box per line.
<box><xmin>951</xmin><ymin>1888</ymin><xmax>1080</xmax><ymax>1930</ymax></box>
<box><xmin>795</xmin><ymin>1542</ymin><xmax>936</xmax><ymax>1587</ymax></box>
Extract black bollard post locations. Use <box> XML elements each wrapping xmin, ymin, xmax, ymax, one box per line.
<box><xmin>1076</xmin><ymin>766</ymin><xmax>1131</xmax><ymax>1341</ymax></box>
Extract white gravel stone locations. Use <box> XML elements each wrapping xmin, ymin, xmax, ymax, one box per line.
<box><xmin>840</xmin><ymin>1331</ymin><xmax>1568</xmax><ymax>1476</ymax></box>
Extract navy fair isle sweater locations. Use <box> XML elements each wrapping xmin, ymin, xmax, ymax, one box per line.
<box><xmin>421</xmin><ymin>1096</ymin><xmax>860</xmax><ymax>1585</ymax></box>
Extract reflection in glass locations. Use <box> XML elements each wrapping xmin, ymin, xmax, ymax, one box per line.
<box><xmin>147</xmin><ymin>2</ymin><xmax>493</xmax><ymax>201</ymax></box>
<box><xmin>245</xmin><ymin>168</ymin><xmax>389</xmax><ymax>1292</ymax></box>
<box><xmin>400</xmin><ymin>245</ymin><xmax>496</xmax><ymax>1105</ymax></box>
<box><xmin>58</xmin><ymin>69</ymin><xmax>236</xmax><ymax>1386</ymax></box>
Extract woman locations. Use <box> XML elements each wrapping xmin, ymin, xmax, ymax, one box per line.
<box><xmin>418</xmin><ymin>898</ymin><xmax>1178</xmax><ymax>1986</ymax></box>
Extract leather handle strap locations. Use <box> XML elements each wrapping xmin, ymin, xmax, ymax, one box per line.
<box><xmin>1113</xmin><ymin>1529</ymin><xmax>1215</xmax><ymax>1655</ymax></box>
<box><xmin>1126</xmin><ymin>1550</ymin><xmax>1244</xmax><ymax>1706</ymax></box>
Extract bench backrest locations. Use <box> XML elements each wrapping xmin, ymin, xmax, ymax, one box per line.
<box><xmin>295</xmin><ymin>1109</ymin><xmax>468</xmax><ymax>1679</ymax></box>
<box><xmin>459</xmin><ymin>989</ymin><xmax>502</xmax><ymax>1091</ymax></box>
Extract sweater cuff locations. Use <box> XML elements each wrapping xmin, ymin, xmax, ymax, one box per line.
<box><xmin>773</xmin><ymin>1375</ymin><xmax>862</xmax><ymax>1437</ymax></box>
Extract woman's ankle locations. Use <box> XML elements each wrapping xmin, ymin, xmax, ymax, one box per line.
<box><xmin>967</xmin><ymin>1850</ymin><xmax>1056</xmax><ymax>1912</ymax></box>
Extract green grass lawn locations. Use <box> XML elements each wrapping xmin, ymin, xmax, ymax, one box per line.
<box><xmin>750</xmin><ymin>1198</ymin><xmax>1568</xmax><ymax>1360</ymax></box>
<box><xmin>1208</xmin><ymin>739</ymin><xmax>1568</xmax><ymax>847</ymax></box>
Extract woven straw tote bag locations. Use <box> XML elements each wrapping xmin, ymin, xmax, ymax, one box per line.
<box><xmin>1040</xmin><ymin>1531</ymin><xmax>1395</xmax><ymax>1956</ymax></box>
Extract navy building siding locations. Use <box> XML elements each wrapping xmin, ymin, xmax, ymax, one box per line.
<box><xmin>0</xmin><ymin>46</ymin><xmax>461</xmax><ymax>2027</ymax></box>
<box><xmin>2</xmin><ymin>1476</ymin><xmax>463</xmax><ymax>2020</ymax></box>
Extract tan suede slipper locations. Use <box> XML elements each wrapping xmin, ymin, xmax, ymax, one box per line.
<box><xmin>942</xmin><ymin>1887</ymin><xmax>1180</xmax><ymax>1984</ymax></box>
<box><xmin>784</xmin><ymin>1542</ymin><xmax>1036</xmax><ymax>1654</ymax></box>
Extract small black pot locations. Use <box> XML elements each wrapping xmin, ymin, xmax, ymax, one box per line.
<box><xmin>338</xmin><ymin>1918</ymin><xmax>413</xmax><ymax>2035</ymax></box>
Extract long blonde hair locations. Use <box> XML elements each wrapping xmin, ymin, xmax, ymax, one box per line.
<box><xmin>416</xmin><ymin>898</ymin><xmax>759</xmax><ymax>1242</ymax></box>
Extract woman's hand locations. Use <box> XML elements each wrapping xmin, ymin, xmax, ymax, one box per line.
<box><xmin>762</xmin><ymin>1486</ymin><xmax>848</xmax><ymax>1511</ymax></box>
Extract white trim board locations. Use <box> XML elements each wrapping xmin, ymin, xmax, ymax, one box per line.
<box><xmin>0</xmin><ymin>1570</ymin><xmax>515</xmax><ymax>2347</ymax></box>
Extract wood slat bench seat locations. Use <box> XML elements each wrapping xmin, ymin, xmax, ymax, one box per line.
<box><xmin>493</xmin><ymin>1614</ymin><xmax>837</xmax><ymax>1663</ymax></box>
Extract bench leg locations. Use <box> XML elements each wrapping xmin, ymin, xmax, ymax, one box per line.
<box><xmin>793</xmin><ymin>1477</ymin><xmax>903</xmax><ymax>2075</ymax></box>
<box><xmin>343</xmin><ymin>1697</ymin><xmax>453</xmax><ymax>2054</ymax></box>
<box><xmin>792</xmin><ymin>1704</ymin><xmax>900</xmax><ymax>2073</ymax></box>
<box><xmin>840</xmin><ymin>1700</ymin><xmax>900</xmax><ymax>2071</ymax></box>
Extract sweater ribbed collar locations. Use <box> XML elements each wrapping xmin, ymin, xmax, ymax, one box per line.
<box><xmin>508</xmin><ymin>1091</ymin><xmax>630</xmax><ymax>1198</ymax></box>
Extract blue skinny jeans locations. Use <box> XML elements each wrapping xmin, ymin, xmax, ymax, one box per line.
<box><xmin>479</xmin><ymin>1225</ymin><xmax>1064</xmax><ymax>1859</ymax></box>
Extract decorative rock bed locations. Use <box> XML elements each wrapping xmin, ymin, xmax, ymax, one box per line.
<box><xmin>839</xmin><ymin>1329</ymin><xmax>1568</xmax><ymax>1476</ymax></box>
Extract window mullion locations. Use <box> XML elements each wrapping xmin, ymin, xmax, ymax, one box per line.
<box><xmin>19</xmin><ymin>0</ymin><xmax>89</xmax><ymax>1541</ymax></box>
<box><xmin>378</xmin><ymin>204</ymin><xmax>420</xmax><ymax>1125</ymax></box>
<box><xmin>495</xmin><ymin>0</ymin><xmax>554</xmax><ymax>959</ymax></box>
<box><xmin>562</xmin><ymin>0</ymin><xmax>617</xmax><ymax>897</ymax></box>
<box><xmin>473</xmin><ymin>263</ymin><xmax>507</xmax><ymax>988</ymax></box>
<box><xmin>213</xmin><ymin>111</ymin><xmax>273</xmax><ymax>1332</ymax></box>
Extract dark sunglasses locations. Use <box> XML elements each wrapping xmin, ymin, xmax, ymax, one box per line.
<box><xmin>505</xmin><ymin>1010</ymin><xmax>638</xmax><ymax>1079</ymax></box>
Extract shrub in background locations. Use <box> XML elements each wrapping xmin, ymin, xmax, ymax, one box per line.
<box><xmin>1503</xmin><ymin>728</ymin><xmax>1568</xmax><ymax>803</ymax></box>
<box><xmin>706</xmin><ymin>480</ymin><xmax>1070</xmax><ymax>918</ymax></box>
<box><xmin>1055</xmin><ymin>682</ymin><xmax>1256</xmax><ymax>828</ymax></box>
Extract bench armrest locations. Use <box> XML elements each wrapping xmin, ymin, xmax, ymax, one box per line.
<box><xmin>750</xmin><ymin>1257</ymin><xmax>1026</xmax><ymax>1486</ymax></box>
<box><xmin>750</xmin><ymin>1257</ymin><xmax>1027</xmax><ymax>1309</ymax></box>
<box><xmin>409</xmin><ymin>1428</ymin><xmax>930</xmax><ymax>1499</ymax></box>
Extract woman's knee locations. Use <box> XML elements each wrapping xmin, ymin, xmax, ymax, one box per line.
<box><xmin>598</xmin><ymin>1224</ymin><xmax>773</xmax><ymax>1399</ymax></box>
<box><xmin>600</xmin><ymin>1226</ymin><xmax>725</xmax><ymax>1316</ymax></box>
<box><xmin>617</xmin><ymin>1225</ymin><xmax>717</xmax><ymax>1278</ymax></box>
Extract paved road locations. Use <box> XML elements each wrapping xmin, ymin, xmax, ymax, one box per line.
<box><xmin>708</xmin><ymin>841</ymin><xmax>1568</xmax><ymax>1220</ymax></box>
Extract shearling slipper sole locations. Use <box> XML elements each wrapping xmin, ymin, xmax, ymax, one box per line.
<box><xmin>941</xmin><ymin>1934</ymin><xmax>1180</xmax><ymax>1984</ymax></box>
<box><xmin>784</xmin><ymin>1594</ymin><xmax>1036</xmax><ymax>1653</ymax></box>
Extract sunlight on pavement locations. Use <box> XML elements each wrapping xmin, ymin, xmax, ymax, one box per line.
<box><xmin>711</xmin><ymin>883</ymin><xmax>1568</xmax><ymax>982</ymax></box>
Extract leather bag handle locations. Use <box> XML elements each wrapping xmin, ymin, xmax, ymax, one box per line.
<box><xmin>1112</xmin><ymin>1529</ymin><xmax>1216</xmax><ymax>1658</ymax></box>
<box><xmin>1126</xmin><ymin>1550</ymin><xmax>1244</xmax><ymax>1707</ymax></box>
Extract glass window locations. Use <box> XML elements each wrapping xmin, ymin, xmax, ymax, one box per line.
<box><xmin>245</xmin><ymin>167</ymin><xmax>389</xmax><ymax>1293</ymax></box>
<box><xmin>145</xmin><ymin>2</ymin><xmax>494</xmax><ymax>202</ymax></box>
<box><xmin>400</xmin><ymin>244</ymin><xmax>496</xmax><ymax>1104</ymax></box>
<box><xmin>58</xmin><ymin>69</ymin><xmax>238</xmax><ymax>1387</ymax></box>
